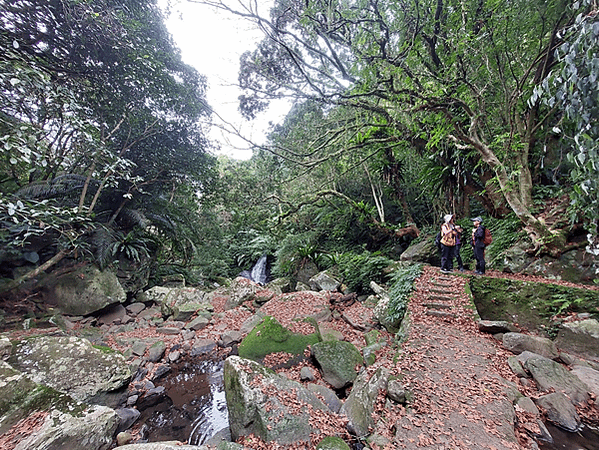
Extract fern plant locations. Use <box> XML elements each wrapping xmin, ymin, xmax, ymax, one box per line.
<box><xmin>386</xmin><ymin>263</ymin><xmax>423</xmax><ymax>324</ymax></box>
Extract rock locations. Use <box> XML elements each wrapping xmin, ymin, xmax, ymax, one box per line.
<box><xmin>115</xmin><ymin>443</ymin><xmax>206</xmax><ymax>449</ymax></box>
<box><xmin>535</xmin><ymin>392</ymin><xmax>581</xmax><ymax>432</ymax></box>
<box><xmin>143</xmin><ymin>286</ymin><xmax>209</xmax><ymax>318</ymax></box>
<box><xmin>516</xmin><ymin>396</ymin><xmax>539</xmax><ymax>415</ymax></box>
<box><xmin>363</xmin><ymin>342</ymin><xmax>383</xmax><ymax>366</ymax></box>
<box><xmin>187</xmin><ymin>316</ymin><xmax>210</xmax><ymax>331</ymax></box>
<box><xmin>319</xmin><ymin>326</ymin><xmax>344</xmax><ymax>342</ymax></box>
<box><xmin>131</xmin><ymin>341</ymin><xmax>148</xmax><ymax>357</ymax></box>
<box><xmin>125</xmin><ymin>302</ymin><xmax>146</xmax><ymax>316</ymax></box>
<box><xmin>220</xmin><ymin>330</ymin><xmax>243</xmax><ymax>347</ymax></box>
<box><xmin>311</xmin><ymin>341</ymin><xmax>363</xmax><ymax>389</ymax></box>
<box><xmin>8</xmin><ymin>335</ymin><xmax>131</xmax><ymax>404</ymax></box>
<box><xmin>13</xmin><ymin>404</ymin><xmax>119</xmax><ymax>450</ymax></box>
<box><xmin>523</xmin><ymin>355</ymin><xmax>590</xmax><ymax>405</ymax></box>
<box><xmin>190</xmin><ymin>339</ymin><xmax>217</xmax><ymax>356</ymax></box>
<box><xmin>0</xmin><ymin>336</ymin><xmax>10</xmax><ymax>360</ymax></box>
<box><xmin>238</xmin><ymin>316</ymin><xmax>319</xmax><ymax>361</ymax></box>
<box><xmin>370</xmin><ymin>282</ymin><xmax>399</xmax><ymax>333</ymax></box>
<box><xmin>570</xmin><ymin>365</ymin><xmax>599</xmax><ymax>398</ymax></box>
<box><xmin>399</xmin><ymin>237</ymin><xmax>440</xmax><ymax>266</ymax></box>
<box><xmin>115</xmin><ymin>407</ymin><xmax>141</xmax><ymax>433</ymax></box>
<box><xmin>265</xmin><ymin>277</ymin><xmax>291</xmax><ymax>295</ymax></box>
<box><xmin>340</xmin><ymin>367</ymin><xmax>389</xmax><ymax>437</ymax></box>
<box><xmin>116</xmin><ymin>431</ymin><xmax>133</xmax><ymax>446</ymax></box>
<box><xmin>387</xmin><ymin>379</ymin><xmax>407</xmax><ymax>404</ymax></box>
<box><xmin>45</xmin><ymin>265</ymin><xmax>126</xmax><ymax>316</ymax></box>
<box><xmin>315</xmin><ymin>436</ymin><xmax>351</xmax><ymax>450</ymax></box>
<box><xmin>225</xmin><ymin>277</ymin><xmax>261</xmax><ymax>310</ymax></box>
<box><xmin>98</xmin><ymin>303</ymin><xmax>127</xmax><ymax>325</ymax></box>
<box><xmin>239</xmin><ymin>313</ymin><xmax>265</xmax><ymax>334</ymax></box>
<box><xmin>309</xmin><ymin>271</ymin><xmax>341</xmax><ymax>292</ymax></box>
<box><xmin>502</xmin><ymin>333</ymin><xmax>559</xmax><ymax>360</ymax></box>
<box><xmin>478</xmin><ymin>320</ymin><xmax>517</xmax><ymax>334</ymax></box>
<box><xmin>555</xmin><ymin>319</ymin><xmax>599</xmax><ymax>361</ymax></box>
<box><xmin>224</xmin><ymin>356</ymin><xmax>328</xmax><ymax>444</ymax></box>
<box><xmin>307</xmin><ymin>383</ymin><xmax>343</xmax><ymax>413</ymax></box>
<box><xmin>147</xmin><ymin>341</ymin><xmax>166</xmax><ymax>363</ymax></box>
<box><xmin>507</xmin><ymin>356</ymin><xmax>529</xmax><ymax>378</ymax></box>
<box><xmin>300</xmin><ymin>366</ymin><xmax>316</xmax><ymax>381</ymax></box>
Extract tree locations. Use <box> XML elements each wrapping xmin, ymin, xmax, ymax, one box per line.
<box><xmin>532</xmin><ymin>1</ymin><xmax>599</xmax><ymax>230</ymax></box>
<box><xmin>195</xmin><ymin>0</ymin><xmax>584</xmax><ymax>254</ymax></box>
<box><xmin>0</xmin><ymin>0</ymin><xmax>216</xmax><ymax>286</ymax></box>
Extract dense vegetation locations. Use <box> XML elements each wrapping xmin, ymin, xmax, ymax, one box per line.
<box><xmin>1</xmin><ymin>0</ymin><xmax>598</xmax><ymax>297</ymax></box>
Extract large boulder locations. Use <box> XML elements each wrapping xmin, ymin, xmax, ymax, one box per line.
<box><xmin>496</xmin><ymin>241</ymin><xmax>599</xmax><ymax>284</ymax></box>
<box><xmin>502</xmin><ymin>333</ymin><xmax>559</xmax><ymax>360</ymax></box>
<box><xmin>223</xmin><ymin>356</ymin><xmax>329</xmax><ymax>445</ymax></box>
<box><xmin>143</xmin><ymin>286</ymin><xmax>212</xmax><ymax>319</ymax></box>
<box><xmin>340</xmin><ymin>367</ymin><xmax>389</xmax><ymax>437</ymax></box>
<box><xmin>399</xmin><ymin>237</ymin><xmax>440</xmax><ymax>266</ymax></box>
<box><xmin>535</xmin><ymin>392</ymin><xmax>581</xmax><ymax>432</ymax></box>
<box><xmin>522</xmin><ymin>355</ymin><xmax>590</xmax><ymax>405</ymax></box>
<box><xmin>0</xmin><ymin>361</ymin><xmax>118</xmax><ymax>450</ymax></box>
<box><xmin>311</xmin><ymin>341</ymin><xmax>363</xmax><ymax>389</ymax></box>
<box><xmin>238</xmin><ymin>316</ymin><xmax>320</xmax><ymax>361</ymax></box>
<box><xmin>570</xmin><ymin>365</ymin><xmax>599</xmax><ymax>399</ymax></box>
<box><xmin>555</xmin><ymin>319</ymin><xmax>599</xmax><ymax>362</ymax></box>
<box><xmin>12</xmin><ymin>404</ymin><xmax>118</xmax><ymax>450</ymax></box>
<box><xmin>8</xmin><ymin>335</ymin><xmax>131</xmax><ymax>404</ymax></box>
<box><xmin>309</xmin><ymin>271</ymin><xmax>341</xmax><ymax>292</ymax></box>
<box><xmin>42</xmin><ymin>265</ymin><xmax>126</xmax><ymax>316</ymax></box>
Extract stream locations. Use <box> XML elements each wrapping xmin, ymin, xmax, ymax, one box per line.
<box><xmin>137</xmin><ymin>356</ymin><xmax>228</xmax><ymax>445</ymax></box>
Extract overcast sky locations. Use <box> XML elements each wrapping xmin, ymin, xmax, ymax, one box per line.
<box><xmin>160</xmin><ymin>0</ymin><xmax>291</xmax><ymax>160</ymax></box>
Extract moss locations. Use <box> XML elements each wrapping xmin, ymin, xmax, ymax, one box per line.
<box><xmin>316</xmin><ymin>436</ymin><xmax>351</xmax><ymax>450</ymax></box>
<box><xmin>470</xmin><ymin>277</ymin><xmax>599</xmax><ymax>332</ymax></box>
<box><xmin>238</xmin><ymin>316</ymin><xmax>321</xmax><ymax>361</ymax></box>
<box><xmin>92</xmin><ymin>344</ymin><xmax>118</xmax><ymax>354</ymax></box>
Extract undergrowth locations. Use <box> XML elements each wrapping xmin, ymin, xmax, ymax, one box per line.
<box><xmin>386</xmin><ymin>263</ymin><xmax>423</xmax><ymax>324</ymax></box>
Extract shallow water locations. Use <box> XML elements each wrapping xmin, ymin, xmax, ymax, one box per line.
<box><xmin>138</xmin><ymin>356</ymin><xmax>229</xmax><ymax>445</ymax></box>
<box><xmin>539</xmin><ymin>423</ymin><xmax>599</xmax><ymax>450</ymax></box>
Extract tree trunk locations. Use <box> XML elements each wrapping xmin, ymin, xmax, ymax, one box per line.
<box><xmin>0</xmin><ymin>249</ymin><xmax>70</xmax><ymax>293</ymax></box>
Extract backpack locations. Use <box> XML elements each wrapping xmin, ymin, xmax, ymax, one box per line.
<box><xmin>483</xmin><ymin>227</ymin><xmax>493</xmax><ymax>245</ymax></box>
<box><xmin>434</xmin><ymin>231</ymin><xmax>442</xmax><ymax>250</ymax></box>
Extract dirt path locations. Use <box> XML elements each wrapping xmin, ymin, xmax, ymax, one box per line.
<box><xmin>374</xmin><ymin>265</ymin><xmax>528</xmax><ymax>449</ymax></box>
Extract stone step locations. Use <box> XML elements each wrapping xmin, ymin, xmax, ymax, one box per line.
<box><xmin>430</xmin><ymin>288</ymin><xmax>447</xmax><ymax>294</ymax></box>
<box><xmin>425</xmin><ymin>310</ymin><xmax>456</xmax><ymax>319</ymax></box>
<box><xmin>423</xmin><ymin>302</ymin><xmax>452</xmax><ymax>310</ymax></box>
<box><xmin>427</xmin><ymin>294</ymin><xmax>454</xmax><ymax>302</ymax></box>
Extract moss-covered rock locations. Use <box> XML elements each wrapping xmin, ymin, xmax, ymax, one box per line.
<box><xmin>469</xmin><ymin>277</ymin><xmax>599</xmax><ymax>333</ymax></box>
<box><xmin>41</xmin><ymin>265</ymin><xmax>126</xmax><ymax>316</ymax></box>
<box><xmin>316</xmin><ymin>436</ymin><xmax>351</xmax><ymax>450</ymax></box>
<box><xmin>224</xmin><ymin>356</ymin><xmax>328</xmax><ymax>444</ymax></box>
<box><xmin>311</xmin><ymin>341</ymin><xmax>363</xmax><ymax>389</ymax></box>
<box><xmin>0</xmin><ymin>361</ymin><xmax>118</xmax><ymax>449</ymax></box>
<box><xmin>8</xmin><ymin>335</ymin><xmax>131</xmax><ymax>404</ymax></box>
<box><xmin>238</xmin><ymin>316</ymin><xmax>320</xmax><ymax>361</ymax></box>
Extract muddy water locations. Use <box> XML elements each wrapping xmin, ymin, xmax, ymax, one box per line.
<box><xmin>138</xmin><ymin>356</ymin><xmax>229</xmax><ymax>445</ymax></box>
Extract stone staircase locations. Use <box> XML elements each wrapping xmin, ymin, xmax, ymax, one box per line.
<box><xmin>423</xmin><ymin>274</ymin><xmax>457</xmax><ymax>319</ymax></box>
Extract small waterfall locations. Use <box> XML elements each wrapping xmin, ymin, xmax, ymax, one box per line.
<box><xmin>249</xmin><ymin>254</ymin><xmax>269</xmax><ymax>285</ymax></box>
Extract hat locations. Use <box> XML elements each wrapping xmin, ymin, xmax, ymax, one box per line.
<box><xmin>471</xmin><ymin>216</ymin><xmax>483</xmax><ymax>223</ymax></box>
<box><xmin>443</xmin><ymin>214</ymin><xmax>454</xmax><ymax>223</ymax></box>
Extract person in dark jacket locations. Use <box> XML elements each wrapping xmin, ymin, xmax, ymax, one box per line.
<box><xmin>471</xmin><ymin>217</ymin><xmax>486</xmax><ymax>275</ymax></box>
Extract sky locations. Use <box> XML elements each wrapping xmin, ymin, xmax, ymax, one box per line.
<box><xmin>159</xmin><ymin>0</ymin><xmax>291</xmax><ymax>160</ymax></box>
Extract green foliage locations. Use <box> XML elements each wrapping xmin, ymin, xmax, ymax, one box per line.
<box><xmin>336</xmin><ymin>251</ymin><xmax>394</xmax><ymax>293</ymax></box>
<box><xmin>386</xmin><ymin>264</ymin><xmax>423</xmax><ymax>324</ymax></box>
<box><xmin>483</xmin><ymin>215</ymin><xmax>527</xmax><ymax>265</ymax></box>
<box><xmin>531</xmin><ymin>1</ymin><xmax>599</xmax><ymax>226</ymax></box>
